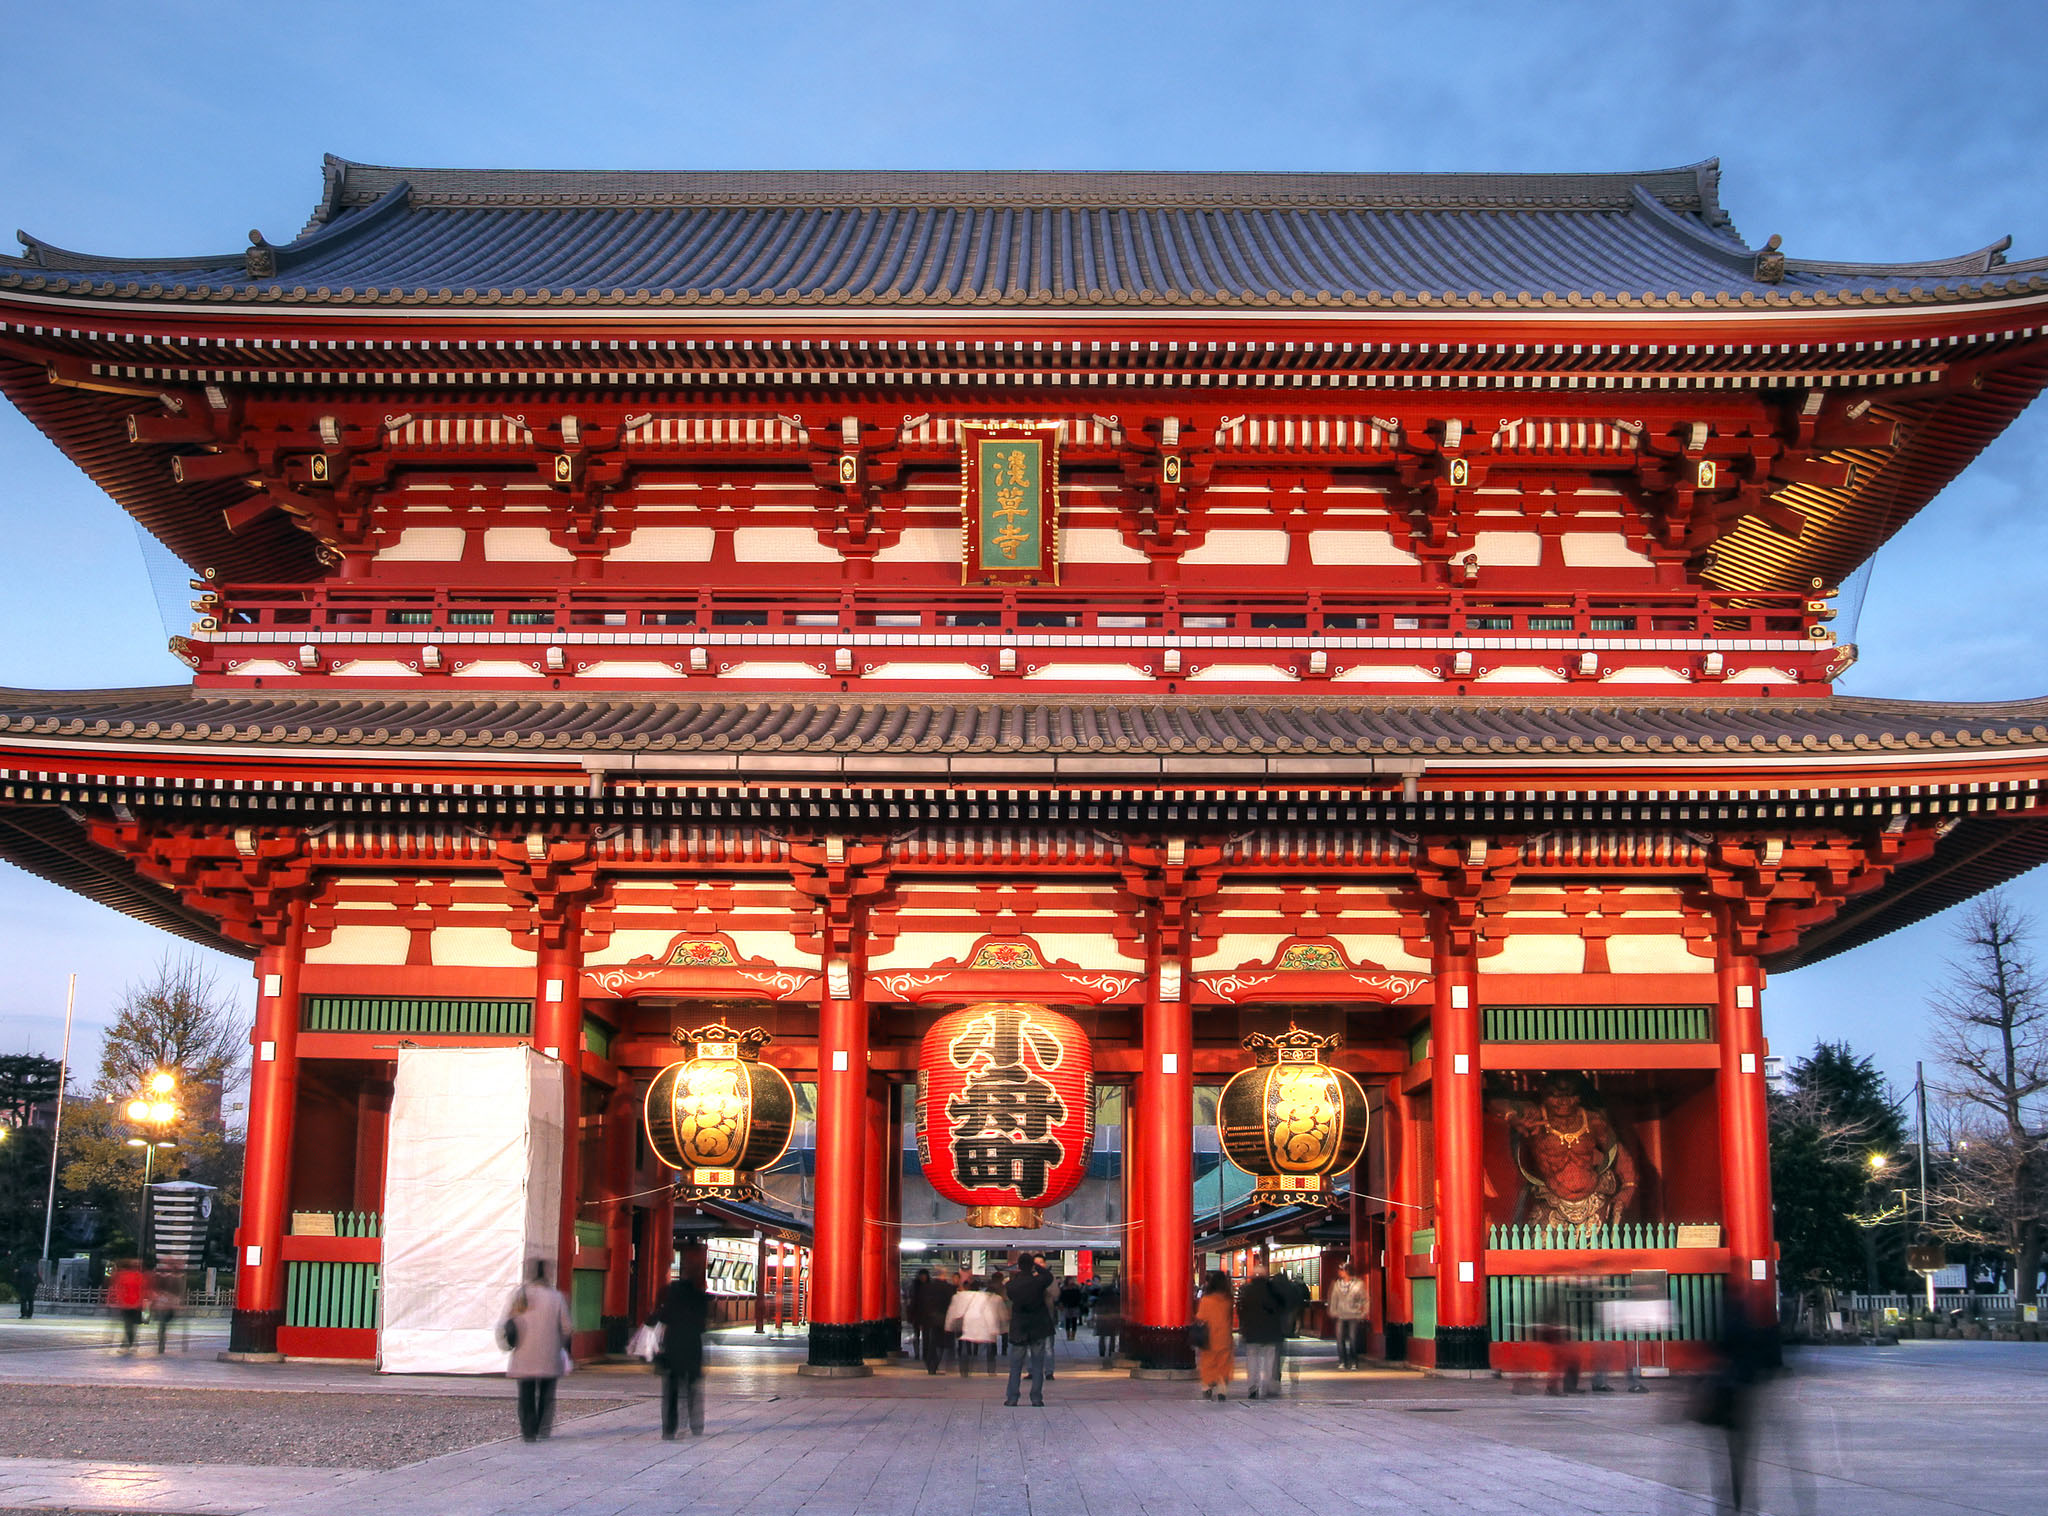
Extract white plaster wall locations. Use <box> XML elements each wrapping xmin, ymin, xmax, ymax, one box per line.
<box><xmin>305</xmin><ymin>925</ymin><xmax>413</xmax><ymax>966</ymax></box>
<box><xmin>1479</xmin><ymin>935</ymin><xmax>1587</xmax><ymax>974</ymax></box>
<box><xmin>1605</xmin><ymin>935</ymin><xmax>1704</xmax><ymax>975</ymax></box>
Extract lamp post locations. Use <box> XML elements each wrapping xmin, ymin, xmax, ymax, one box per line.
<box><xmin>124</xmin><ymin>1072</ymin><xmax>179</xmax><ymax>1260</ymax></box>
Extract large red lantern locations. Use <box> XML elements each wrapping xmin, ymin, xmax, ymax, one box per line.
<box><xmin>916</xmin><ymin>1001</ymin><xmax>1093</xmax><ymax>1228</ymax></box>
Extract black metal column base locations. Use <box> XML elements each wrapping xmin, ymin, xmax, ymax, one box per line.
<box><xmin>601</xmin><ymin>1314</ymin><xmax>631</xmax><ymax>1354</ymax></box>
<box><xmin>228</xmin><ymin>1307</ymin><xmax>284</xmax><ymax>1356</ymax></box>
<box><xmin>1126</xmin><ymin>1322</ymin><xmax>1195</xmax><ymax>1373</ymax></box>
<box><xmin>1435</xmin><ymin>1324</ymin><xmax>1491</xmax><ymax>1372</ymax></box>
<box><xmin>800</xmin><ymin>1321</ymin><xmax>872</xmax><ymax>1375</ymax></box>
<box><xmin>860</xmin><ymin>1315</ymin><xmax>901</xmax><ymax>1360</ymax></box>
<box><xmin>1384</xmin><ymin>1320</ymin><xmax>1412</xmax><ymax>1362</ymax></box>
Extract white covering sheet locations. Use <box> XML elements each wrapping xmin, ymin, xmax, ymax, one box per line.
<box><xmin>379</xmin><ymin>1046</ymin><xmax>564</xmax><ymax>1374</ymax></box>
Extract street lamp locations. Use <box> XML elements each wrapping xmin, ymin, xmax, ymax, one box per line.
<box><xmin>124</xmin><ymin>1072</ymin><xmax>179</xmax><ymax>1259</ymax></box>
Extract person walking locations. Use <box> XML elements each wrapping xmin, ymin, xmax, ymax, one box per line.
<box><xmin>106</xmin><ymin>1259</ymin><xmax>146</xmax><ymax>1354</ymax></box>
<box><xmin>1094</xmin><ymin>1281</ymin><xmax>1122</xmax><ymax>1361</ymax></box>
<box><xmin>918</xmin><ymin>1268</ymin><xmax>956</xmax><ymax>1374</ymax></box>
<box><xmin>13</xmin><ymin>1257</ymin><xmax>39</xmax><ymax>1319</ymax></box>
<box><xmin>989</xmin><ymin>1271</ymin><xmax>1012</xmax><ymax>1357</ymax></box>
<box><xmin>1328</xmin><ymin>1263</ymin><xmax>1367</xmax><ymax>1371</ymax></box>
<box><xmin>651</xmin><ymin>1266</ymin><xmax>710</xmax><ymax>1439</ymax></box>
<box><xmin>502</xmin><ymin>1259</ymin><xmax>573</xmax><ymax>1443</ymax></box>
<box><xmin>1004</xmin><ymin>1255</ymin><xmax>1055</xmax><ymax>1407</ymax></box>
<box><xmin>1058</xmin><ymin>1276</ymin><xmax>1086</xmax><ymax>1341</ymax></box>
<box><xmin>148</xmin><ymin>1263</ymin><xmax>184</xmax><ymax>1355</ymax></box>
<box><xmin>947</xmin><ymin>1276</ymin><xmax>1001</xmax><ymax>1374</ymax></box>
<box><xmin>1235</xmin><ymin>1259</ymin><xmax>1287</xmax><ymax>1400</ymax></box>
<box><xmin>1196</xmin><ymin>1271</ymin><xmax>1236</xmax><ymax>1401</ymax></box>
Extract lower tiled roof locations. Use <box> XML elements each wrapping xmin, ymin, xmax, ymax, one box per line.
<box><xmin>5</xmin><ymin>687</ymin><xmax>2048</xmax><ymax>766</ymax></box>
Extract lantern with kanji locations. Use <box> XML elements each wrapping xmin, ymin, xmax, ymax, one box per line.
<box><xmin>915</xmin><ymin>1001</ymin><xmax>1093</xmax><ymax>1228</ymax></box>
<box><xmin>644</xmin><ymin>1022</ymin><xmax>796</xmax><ymax>1203</ymax></box>
<box><xmin>1218</xmin><ymin>1025</ymin><xmax>1368</xmax><ymax>1207</ymax></box>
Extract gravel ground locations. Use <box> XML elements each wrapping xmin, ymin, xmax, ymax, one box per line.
<box><xmin>0</xmin><ymin>1386</ymin><xmax>632</xmax><ymax>1470</ymax></box>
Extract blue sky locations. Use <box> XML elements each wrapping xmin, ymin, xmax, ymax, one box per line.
<box><xmin>3</xmin><ymin>0</ymin><xmax>2046</xmax><ymax>1103</ymax></box>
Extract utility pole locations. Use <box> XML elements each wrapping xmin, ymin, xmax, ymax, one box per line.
<box><xmin>39</xmin><ymin>973</ymin><xmax>76</xmax><ymax>1272</ymax></box>
<box><xmin>1917</xmin><ymin>1061</ymin><xmax>1934</xmax><ymax>1315</ymax></box>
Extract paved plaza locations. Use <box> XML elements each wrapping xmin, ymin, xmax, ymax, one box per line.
<box><xmin>2</xmin><ymin>1318</ymin><xmax>2044</xmax><ymax>1515</ymax></box>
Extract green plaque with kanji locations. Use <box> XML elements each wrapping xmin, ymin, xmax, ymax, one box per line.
<box><xmin>961</xmin><ymin>422</ymin><xmax>1059</xmax><ymax>582</ymax></box>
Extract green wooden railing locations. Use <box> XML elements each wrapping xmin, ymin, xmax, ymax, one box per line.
<box><xmin>1482</xmin><ymin>1005</ymin><xmax>1713</xmax><ymax>1043</ymax></box>
<box><xmin>1411</xmin><ymin>1227</ymin><xmax>1437</xmax><ymax>1253</ymax></box>
<box><xmin>1489</xmin><ymin>1221</ymin><xmax>1718</xmax><ymax>1251</ymax></box>
<box><xmin>1489</xmin><ymin>1272</ymin><xmax>1723</xmax><ymax>1343</ymax></box>
<box><xmin>285</xmin><ymin>1260</ymin><xmax>379</xmax><ymax>1330</ymax></box>
<box><xmin>294</xmin><ymin>1210</ymin><xmax>382</xmax><ymax>1238</ymax></box>
<box><xmin>303</xmin><ymin>996</ymin><xmax>533</xmax><ymax>1035</ymax></box>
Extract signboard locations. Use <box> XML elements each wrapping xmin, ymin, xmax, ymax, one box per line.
<box><xmin>960</xmin><ymin>422</ymin><xmax>1060</xmax><ymax>583</ymax></box>
<box><xmin>1907</xmin><ymin>1244</ymin><xmax>1948</xmax><ymax>1273</ymax></box>
<box><xmin>289</xmin><ymin>1211</ymin><xmax>336</xmax><ymax>1237</ymax></box>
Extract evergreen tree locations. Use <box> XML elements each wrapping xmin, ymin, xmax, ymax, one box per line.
<box><xmin>1770</xmin><ymin>1040</ymin><xmax>1909</xmax><ymax>1298</ymax></box>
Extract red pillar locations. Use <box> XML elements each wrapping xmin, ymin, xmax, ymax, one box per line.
<box><xmin>230</xmin><ymin>899</ymin><xmax>306</xmax><ymax>1357</ymax></box>
<box><xmin>1718</xmin><ymin>946</ymin><xmax>1777</xmax><ymax>1329</ymax></box>
<box><xmin>884</xmin><ymin>1082</ymin><xmax>904</xmax><ymax>1339</ymax></box>
<box><xmin>1122</xmin><ymin>1080</ymin><xmax>1145</xmax><ymax>1321</ymax></box>
<box><xmin>1383</xmin><ymin>1080</ymin><xmax>1417</xmax><ymax>1360</ymax></box>
<box><xmin>1431</xmin><ymin>945</ymin><xmax>1489</xmax><ymax>1371</ymax></box>
<box><xmin>601</xmin><ymin>1084</ymin><xmax>635</xmax><ymax>1337</ymax></box>
<box><xmin>533</xmin><ymin>939</ymin><xmax>584</xmax><ymax>1304</ymax></box>
<box><xmin>805</xmin><ymin>957</ymin><xmax>871</xmax><ymax>1373</ymax></box>
<box><xmin>859</xmin><ymin>1073</ymin><xmax>891</xmax><ymax>1360</ymax></box>
<box><xmin>1133</xmin><ymin>934</ymin><xmax>1194</xmax><ymax>1371</ymax></box>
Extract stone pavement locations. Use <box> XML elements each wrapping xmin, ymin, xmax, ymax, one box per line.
<box><xmin>3</xmin><ymin>1319</ymin><xmax>2045</xmax><ymax>1515</ymax></box>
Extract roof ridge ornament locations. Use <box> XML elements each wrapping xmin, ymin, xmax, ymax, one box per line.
<box><xmin>1755</xmin><ymin>234</ymin><xmax>1785</xmax><ymax>285</ymax></box>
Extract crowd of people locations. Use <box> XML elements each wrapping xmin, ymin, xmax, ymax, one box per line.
<box><xmin>102</xmin><ymin>1259</ymin><xmax>186</xmax><ymax>1354</ymax></box>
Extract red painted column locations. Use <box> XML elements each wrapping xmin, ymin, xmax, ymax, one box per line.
<box><xmin>231</xmin><ymin>899</ymin><xmax>306</xmax><ymax>1357</ymax></box>
<box><xmin>859</xmin><ymin>1073</ymin><xmax>891</xmax><ymax>1360</ymax></box>
<box><xmin>1431</xmin><ymin>943</ymin><xmax>1489</xmax><ymax>1371</ymax></box>
<box><xmin>601</xmin><ymin>1084</ymin><xmax>635</xmax><ymax>1333</ymax></box>
<box><xmin>884</xmin><ymin>1081</ymin><xmax>904</xmax><ymax>1340</ymax></box>
<box><xmin>1717</xmin><ymin>944</ymin><xmax>1777</xmax><ymax>1330</ymax></box>
<box><xmin>805</xmin><ymin>955</ymin><xmax>871</xmax><ymax>1373</ymax></box>
<box><xmin>1134</xmin><ymin>931</ymin><xmax>1194</xmax><ymax>1371</ymax></box>
<box><xmin>533</xmin><ymin>938</ymin><xmax>583</xmax><ymax>1305</ymax></box>
<box><xmin>1122</xmin><ymin>1079</ymin><xmax>1145</xmax><ymax>1327</ymax></box>
<box><xmin>1382</xmin><ymin>1080</ymin><xmax>1417</xmax><ymax>1360</ymax></box>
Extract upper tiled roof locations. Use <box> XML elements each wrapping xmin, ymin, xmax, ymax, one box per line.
<box><xmin>5</xmin><ymin>686</ymin><xmax>2047</xmax><ymax>770</ymax></box>
<box><xmin>5</xmin><ymin>156</ymin><xmax>2042</xmax><ymax>313</ymax></box>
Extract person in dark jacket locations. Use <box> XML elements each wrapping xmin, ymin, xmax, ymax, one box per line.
<box><xmin>1057</xmin><ymin>1276</ymin><xmax>1086</xmax><ymax>1340</ymax></box>
<box><xmin>651</xmin><ymin>1269</ymin><xmax>711</xmax><ymax>1439</ymax></box>
<box><xmin>917</xmin><ymin>1270</ymin><xmax>954</xmax><ymax>1376</ymax></box>
<box><xmin>1094</xmin><ymin>1282</ymin><xmax>1122</xmax><ymax>1360</ymax></box>
<box><xmin>1235</xmin><ymin>1259</ymin><xmax>1288</xmax><ymax>1399</ymax></box>
<box><xmin>12</xmin><ymin>1257</ymin><xmax>39</xmax><ymax>1319</ymax></box>
<box><xmin>1003</xmin><ymin>1255</ymin><xmax>1055</xmax><ymax>1407</ymax></box>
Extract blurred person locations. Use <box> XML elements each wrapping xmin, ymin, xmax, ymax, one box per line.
<box><xmin>106</xmin><ymin>1259</ymin><xmax>147</xmax><ymax>1354</ymax></box>
<box><xmin>1235</xmin><ymin>1258</ymin><xmax>1287</xmax><ymax>1400</ymax></box>
<box><xmin>1058</xmin><ymin>1275</ymin><xmax>1086</xmax><ymax>1341</ymax></box>
<box><xmin>1692</xmin><ymin>1291</ymin><xmax>1785</xmax><ymax>1512</ymax></box>
<box><xmin>651</xmin><ymin>1262</ymin><xmax>710</xmax><ymax>1439</ymax></box>
<box><xmin>1094</xmin><ymin>1280</ymin><xmax>1122</xmax><ymax>1361</ymax></box>
<box><xmin>989</xmin><ymin>1270</ymin><xmax>1012</xmax><ymax>1355</ymax></box>
<box><xmin>13</xmin><ymin>1257</ymin><xmax>39</xmax><ymax>1319</ymax></box>
<box><xmin>914</xmin><ymin>1267</ymin><xmax>956</xmax><ymax>1373</ymax></box>
<box><xmin>1536</xmin><ymin>1287</ymin><xmax>1579</xmax><ymax>1395</ymax></box>
<box><xmin>947</xmin><ymin>1275</ymin><xmax>1002</xmax><ymax>1374</ymax></box>
<box><xmin>1328</xmin><ymin>1262</ymin><xmax>1367</xmax><ymax>1371</ymax></box>
<box><xmin>501</xmin><ymin>1259</ymin><xmax>573</xmax><ymax>1443</ymax></box>
<box><xmin>1004</xmin><ymin>1253</ymin><xmax>1055</xmax><ymax>1407</ymax></box>
<box><xmin>907</xmin><ymin>1268</ymin><xmax>934</xmax><ymax>1361</ymax></box>
<box><xmin>1196</xmin><ymin>1271</ymin><xmax>1236</xmax><ymax>1402</ymax></box>
<box><xmin>148</xmin><ymin>1263</ymin><xmax>184</xmax><ymax>1355</ymax></box>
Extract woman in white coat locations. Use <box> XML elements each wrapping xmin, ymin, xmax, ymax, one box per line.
<box><xmin>503</xmin><ymin>1259</ymin><xmax>574</xmax><ymax>1442</ymax></box>
<box><xmin>945</xmin><ymin>1277</ymin><xmax>1003</xmax><ymax>1375</ymax></box>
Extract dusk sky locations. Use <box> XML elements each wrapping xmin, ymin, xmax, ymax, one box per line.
<box><xmin>3</xmin><ymin>0</ymin><xmax>2045</xmax><ymax>1106</ymax></box>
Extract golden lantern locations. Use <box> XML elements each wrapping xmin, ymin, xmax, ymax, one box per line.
<box><xmin>644</xmin><ymin>1022</ymin><xmax>796</xmax><ymax>1203</ymax></box>
<box><xmin>1217</xmin><ymin>1024</ymin><xmax>1368</xmax><ymax>1207</ymax></box>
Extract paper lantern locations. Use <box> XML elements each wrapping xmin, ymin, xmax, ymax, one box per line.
<box><xmin>1218</xmin><ymin>1025</ymin><xmax>1368</xmax><ymax>1206</ymax></box>
<box><xmin>916</xmin><ymin>1001</ymin><xmax>1093</xmax><ymax>1228</ymax></box>
<box><xmin>644</xmin><ymin>1022</ymin><xmax>795</xmax><ymax>1202</ymax></box>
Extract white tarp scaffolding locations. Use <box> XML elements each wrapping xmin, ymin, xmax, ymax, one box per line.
<box><xmin>378</xmin><ymin>1046</ymin><xmax>564</xmax><ymax>1374</ymax></box>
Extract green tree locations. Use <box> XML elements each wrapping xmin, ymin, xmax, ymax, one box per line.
<box><xmin>1770</xmin><ymin>1040</ymin><xmax>1908</xmax><ymax>1301</ymax></box>
<box><xmin>94</xmin><ymin>957</ymin><xmax>247</xmax><ymax>1102</ymax></box>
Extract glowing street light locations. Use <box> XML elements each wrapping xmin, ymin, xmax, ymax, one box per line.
<box><xmin>1868</xmin><ymin>1153</ymin><xmax>1890</xmax><ymax>1172</ymax></box>
<box><xmin>124</xmin><ymin>1073</ymin><xmax>180</xmax><ymax>1260</ymax></box>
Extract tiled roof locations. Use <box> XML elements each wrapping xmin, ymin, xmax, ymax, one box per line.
<box><xmin>5</xmin><ymin>157</ymin><xmax>2041</xmax><ymax>313</ymax></box>
<box><xmin>5</xmin><ymin>687</ymin><xmax>2048</xmax><ymax>769</ymax></box>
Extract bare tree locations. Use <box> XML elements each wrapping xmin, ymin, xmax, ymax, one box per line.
<box><xmin>93</xmin><ymin>957</ymin><xmax>249</xmax><ymax>1103</ymax></box>
<box><xmin>1926</xmin><ymin>893</ymin><xmax>2048</xmax><ymax>1302</ymax></box>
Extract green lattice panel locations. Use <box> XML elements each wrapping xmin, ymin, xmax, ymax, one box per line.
<box><xmin>284</xmin><ymin>1260</ymin><xmax>380</xmax><ymax>1329</ymax></box>
<box><xmin>1487</xmin><ymin>1272</ymin><xmax>1723</xmax><ymax>1342</ymax></box>
<box><xmin>302</xmin><ymin>997</ymin><xmax>533</xmax><ymax>1036</ymax></box>
<box><xmin>1481</xmin><ymin>1005</ymin><xmax>1713</xmax><ymax>1043</ymax></box>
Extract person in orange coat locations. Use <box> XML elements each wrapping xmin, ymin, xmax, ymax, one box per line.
<box><xmin>1196</xmin><ymin>1271</ymin><xmax>1236</xmax><ymax>1402</ymax></box>
<box><xmin>106</xmin><ymin>1259</ymin><xmax>147</xmax><ymax>1354</ymax></box>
